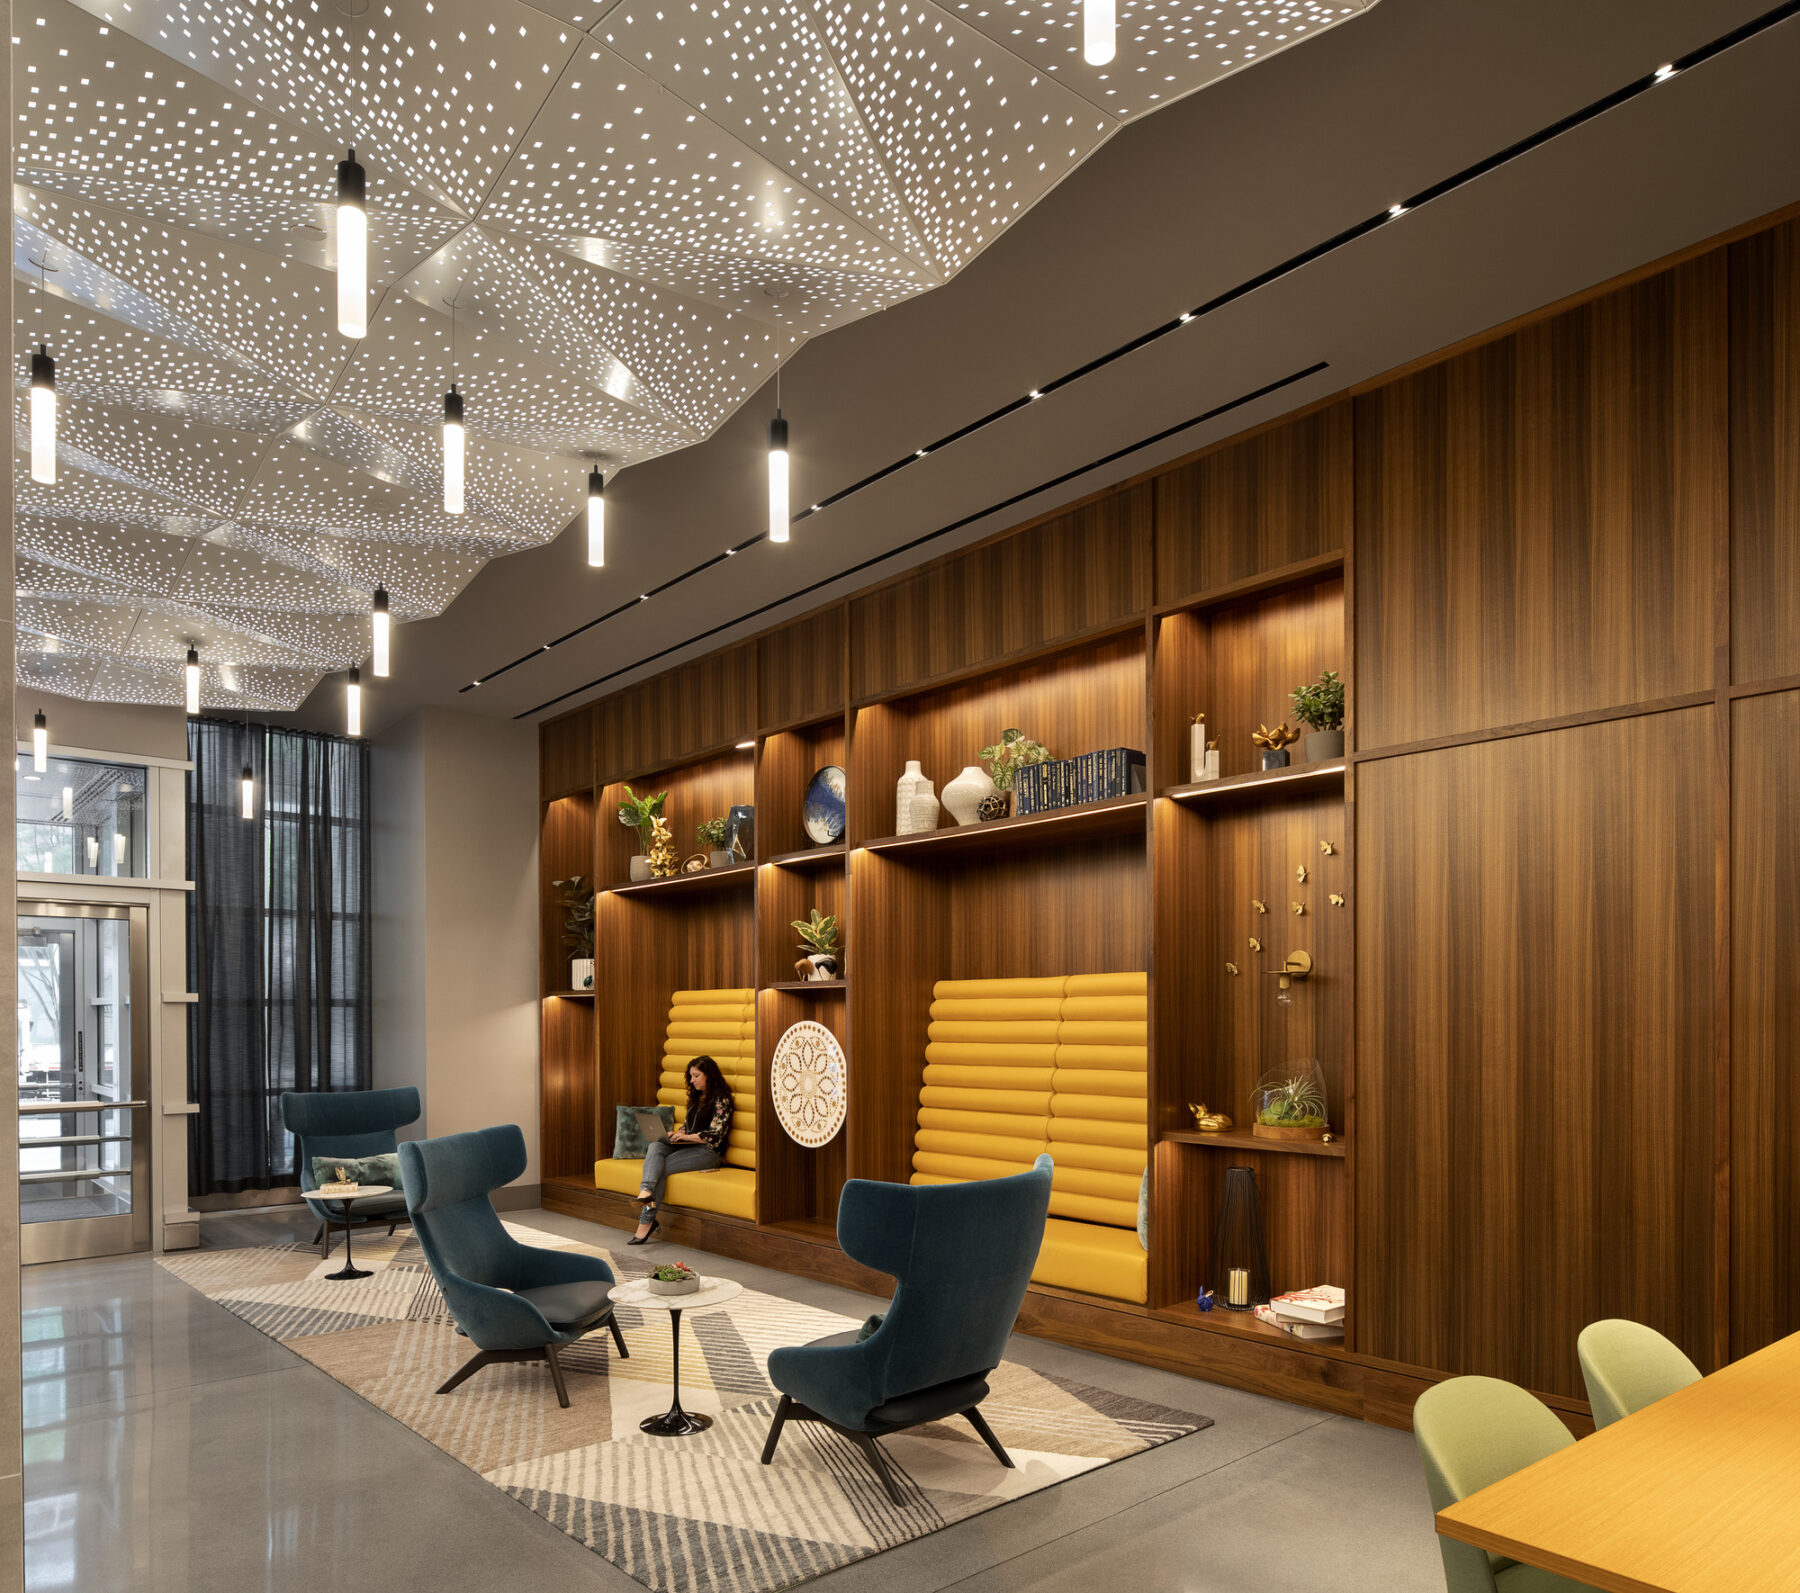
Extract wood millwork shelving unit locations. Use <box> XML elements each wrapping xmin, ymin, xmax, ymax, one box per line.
<box><xmin>540</xmin><ymin>207</ymin><xmax>1800</xmax><ymax>1431</ymax></box>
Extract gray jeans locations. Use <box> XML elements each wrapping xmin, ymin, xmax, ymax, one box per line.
<box><xmin>639</xmin><ymin>1140</ymin><xmax>721</xmax><ymax>1212</ymax></box>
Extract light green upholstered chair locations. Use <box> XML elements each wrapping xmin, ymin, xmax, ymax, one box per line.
<box><xmin>1577</xmin><ymin>1319</ymin><xmax>1700</xmax><ymax>1429</ymax></box>
<box><xmin>1414</xmin><ymin>1376</ymin><xmax>1594</xmax><ymax>1592</ymax></box>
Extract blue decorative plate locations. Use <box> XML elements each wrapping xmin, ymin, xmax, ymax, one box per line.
<box><xmin>803</xmin><ymin>765</ymin><xmax>847</xmax><ymax>845</ymax></box>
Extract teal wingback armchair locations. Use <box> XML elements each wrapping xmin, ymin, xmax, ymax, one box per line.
<box><xmin>281</xmin><ymin>1086</ymin><xmax>419</xmax><ymax>1257</ymax></box>
<box><xmin>761</xmin><ymin>1153</ymin><xmax>1053</xmax><ymax>1503</ymax></box>
<box><xmin>399</xmin><ymin>1125</ymin><xmax>627</xmax><ymax>1408</ymax></box>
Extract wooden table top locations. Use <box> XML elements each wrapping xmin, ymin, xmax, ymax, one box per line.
<box><xmin>1435</xmin><ymin>1332</ymin><xmax>1800</xmax><ymax>1593</ymax></box>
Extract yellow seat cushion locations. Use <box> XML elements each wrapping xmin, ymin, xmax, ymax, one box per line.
<box><xmin>592</xmin><ymin>1159</ymin><xmax>757</xmax><ymax>1221</ymax></box>
<box><xmin>1034</xmin><ymin>1217</ymin><xmax>1148</xmax><ymax>1303</ymax></box>
<box><xmin>1064</xmin><ymin>973</ymin><xmax>1146</xmax><ymax>998</ymax></box>
<box><xmin>933</xmin><ymin>977</ymin><xmax>1069</xmax><ymax>1000</ymax></box>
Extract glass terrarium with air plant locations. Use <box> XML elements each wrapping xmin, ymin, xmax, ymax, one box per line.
<box><xmin>1250</xmin><ymin>1059</ymin><xmax>1330</xmax><ymax>1142</ymax></box>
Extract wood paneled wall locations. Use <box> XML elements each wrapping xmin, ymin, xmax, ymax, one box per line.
<box><xmin>540</xmin><ymin>206</ymin><xmax>1800</xmax><ymax>1417</ymax></box>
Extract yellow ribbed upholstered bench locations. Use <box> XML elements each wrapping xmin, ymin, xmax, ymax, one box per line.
<box><xmin>908</xmin><ymin>972</ymin><xmax>1149</xmax><ymax>1304</ymax></box>
<box><xmin>593</xmin><ymin>987</ymin><xmax>757</xmax><ymax>1221</ymax></box>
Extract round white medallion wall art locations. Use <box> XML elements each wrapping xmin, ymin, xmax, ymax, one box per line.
<box><xmin>9</xmin><ymin>0</ymin><xmax>1376</xmax><ymax>710</ymax></box>
<box><xmin>771</xmin><ymin>1020</ymin><xmax>847</xmax><ymax>1148</ymax></box>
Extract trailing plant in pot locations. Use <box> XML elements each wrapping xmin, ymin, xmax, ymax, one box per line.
<box><xmin>792</xmin><ymin>908</ymin><xmax>841</xmax><ymax>982</ymax></box>
<box><xmin>697</xmin><ymin>816</ymin><xmax>734</xmax><ymax>868</ymax></box>
<box><xmin>551</xmin><ymin>875</ymin><xmax>595</xmax><ymax>990</ymax></box>
<box><xmin>1291</xmin><ymin>670</ymin><xmax>1346</xmax><ymax>762</ymax></box>
<box><xmin>648</xmin><ymin>1260</ymin><xmax>700</xmax><ymax>1295</ymax></box>
<box><xmin>617</xmin><ymin>785</ymin><xmax>667</xmax><ymax>881</ymax></box>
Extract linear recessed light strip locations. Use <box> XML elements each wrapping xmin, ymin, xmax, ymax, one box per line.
<box><xmin>462</xmin><ymin>0</ymin><xmax>1797</xmax><ymax>705</ymax></box>
<box><xmin>510</xmin><ymin>362</ymin><xmax>1328</xmax><ymax>719</ymax></box>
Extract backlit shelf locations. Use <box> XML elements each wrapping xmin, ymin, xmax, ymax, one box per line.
<box><xmin>604</xmin><ymin>862</ymin><xmax>756</xmax><ymax>897</ymax></box>
<box><xmin>1162</xmin><ymin>761</ymin><xmax>1344</xmax><ymax>809</ymax></box>
<box><xmin>858</xmin><ymin>793</ymin><xmax>1147</xmax><ymax>860</ymax></box>
<box><xmin>1162</xmin><ymin>1128</ymin><xmax>1346</xmax><ymax>1158</ymax></box>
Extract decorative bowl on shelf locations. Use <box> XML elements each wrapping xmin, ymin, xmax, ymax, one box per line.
<box><xmin>803</xmin><ymin>766</ymin><xmax>847</xmax><ymax>845</ymax></box>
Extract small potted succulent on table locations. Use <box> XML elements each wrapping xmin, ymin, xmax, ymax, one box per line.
<box><xmin>648</xmin><ymin>1261</ymin><xmax>700</xmax><ymax>1296</ymax></box>
<box><xmin>792</xmin><ymin>908</ymin><xmax>841</xmax><ymax>981</ymax></box>
<box><xmin>697</xmin><ymin>816</ymin><xmax>734</xmax><ymax>869</ymax></box>
<box><xmin>1291</xmin><ymin>669</ymin><xmax>1347</xmax><ymax>762</ymax></box>
<box><xmin>617</xmin><ymin>785</ymin><xmax>668</xmax><ymax>881</ymax></box>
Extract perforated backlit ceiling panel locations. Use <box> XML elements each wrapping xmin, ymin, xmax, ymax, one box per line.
<box><xmin>15</xmin><ymin>0</ymin><xmax>1373</xmax><ymax>709</ymax></box>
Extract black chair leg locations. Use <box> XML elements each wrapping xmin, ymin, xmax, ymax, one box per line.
<box><xmin>761</xmin><ymin>1393</ymin><xmax>794</xmax><ymax>1465</ymax></box>
<box><xmin>387</xmin><ymin>1221</ymin><xmax>399</xmax><ymax>1237</ymax></box>
<box><xmin>311</xmin><ymin>1222</ymin><xmax>325</xmax><ymax>1247</ymax></box>
<box><xmin>544</xmin><ymin>1343</ymin><xmax>571</xmax><ymax>1409</ymax></box>
<box><xmin>437</xmin><ymin>1348</ymin><xmax>498</xmax><ymax>1395</ymax></box>
<box><xmin>963</xmin><ymin>1405</ymin><xmax>1015</xmax><ymax>1468</ymax></box>
<box><xmin>608</xmin><ymin>1314</ymin><xmax>630</xmax><ymax>1359</ymax></box>
<box><xmin>850</xmin><ymin>1431</ymin><xmax>905</xmax><ymax>1507</ymax></box>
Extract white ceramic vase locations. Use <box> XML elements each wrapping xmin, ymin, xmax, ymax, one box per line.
<box><xmin>907</xmin><ymin>779</ymin><xmax>940</xmax><ymax>833</ymax></box>
<box><xmin>629</xmin><ymin>854</ymin><xmax>653</xmax><ymax>882</ymax></box>
<box><xmin>1190</xmin><ymin>723</ymin><xmax>1207</xmax><ymax>784</ymax></box>
<box><xmin>942</xmin><ymin>765</ymin><xmax>998</xmax><ymax>826</ymax></box>
<box><xmin>896</xmin><ymin>759</ymin><xmax>927</xmax><ymax>834</ymax></box>
<box><xmin>569</xmin><ymin>958</ymin><xmax>595</xmax><ymax>991</ymax></box>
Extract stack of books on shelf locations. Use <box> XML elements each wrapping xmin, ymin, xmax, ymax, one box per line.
<box><xmin>1253</xmin><ymin>1285</ymin><xmax>1345</xmax><ymax>1342</ymax></box>
<box><xmin>1014</xmin><ymin>747</ymin><xmax>1146</xmax><ymax>816</ymax></box>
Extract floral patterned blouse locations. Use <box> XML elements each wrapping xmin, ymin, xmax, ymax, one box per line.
<box><xmin>684</xmin><ymin>1090</ymin><xmax>733</xmax><ymax>1156</ymax></box>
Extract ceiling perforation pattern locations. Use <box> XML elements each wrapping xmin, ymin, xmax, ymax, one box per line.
<box><xmin>22</xmin><ymin>0</ymin><xmax>1373</xmax><ymax>709</ymax></box>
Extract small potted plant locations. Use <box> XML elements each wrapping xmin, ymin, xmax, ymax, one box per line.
<box><xmin>617</xmin><ymin>785</ymin><xmax>668</xmax><ymax>882</ymax></box>
<box><xmin>697</xmin><ymin>816</ymin><xmax>733</xmax><ymax>869</ymax></box>
<box><xmin>1290</xmin><ymin>670</ymin><xmax>1346</xmax><ymax>762</ymax></box>
<box><xmin>648</xmin><ymin>1260</ymin><xmax>700</xmax><ymax>1296</ymax></box>
<box><xmin>551</xmin><ymin>875</ymin><xmax>595</xmax><ymax>990</ymax></box>
<box><xmin>1250</xmin><ymin>1061</ymin><xmax>1330</xmax><ymax>1142</ymax></box>
<box><xmin>792</xmin><ymin>908</ymin><xmax>841</xmax><ymax>981</ymax></box>
<box><xmin>976</xmin><ymin>727</ymin><xmax>1050</xmax><ymax>818</ymax></box>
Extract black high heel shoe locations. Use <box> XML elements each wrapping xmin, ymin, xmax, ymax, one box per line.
<box><xmin>626</xmin><ymin>1215</ymin><xmax>660</xmax><ymax>1246</ymax></box>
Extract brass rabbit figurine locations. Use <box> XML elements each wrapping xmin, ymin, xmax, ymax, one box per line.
<box><xmin>1187</xmin><ymin>1103</ymin><xmax>1233</xmax><ymax>1134</ymax></box>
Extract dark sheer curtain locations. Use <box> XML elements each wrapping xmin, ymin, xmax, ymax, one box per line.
<box><xmin>188</xmin><ymin>719</ymin><xmax>372</xmax><ymax>1194</ymax></box>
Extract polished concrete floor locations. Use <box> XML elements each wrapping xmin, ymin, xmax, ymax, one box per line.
<box><xmin>21</xmin><ymin>1207</ymin><xmax>1449</xmax><ymax>1592</ymax></box>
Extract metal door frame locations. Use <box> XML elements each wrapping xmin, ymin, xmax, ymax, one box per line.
<box><xmin>17</xmin><ymin>900</ymin><xmax>152</xmax><ymax>1263</ymax></box>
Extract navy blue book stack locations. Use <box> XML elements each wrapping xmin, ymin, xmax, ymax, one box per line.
<box><xmin>1015</xmin><ymin>748</ymin><xmax>1146</xmax><ymax>815</ymax></box>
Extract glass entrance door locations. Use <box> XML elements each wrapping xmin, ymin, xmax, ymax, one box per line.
<box><xmin>17</xmin><ymin>904</ymin><xmax>151</xmax><ymax>1263</ymax></box>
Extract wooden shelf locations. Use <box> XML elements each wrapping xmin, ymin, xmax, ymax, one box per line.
<box><xmin>859</xmin><ymin>793</ymin><xmax>1148</xmax><ymax>859</ymax></box>
<box><xmin>764</xmin><ymin>843</ymin><xmax>845</xmax><ymax>871</ymax></box>
<box><xmin>1163</xmin><ymin>1128</ymin><xmax>1346</xmax><ymax>1158</ymax></box>
<box><xmin>544</xmin><ymin>990</ymin><xmax>596</xmax><ymax>1000</ymax></box>
<box><xmin>767</xmin><ymin>1215</ymin><xmax>839</xmax><ymax>1245</ymax></box>
<box><xmin>1153</xmin><ymin>551</ymin><xmax>1346</xmax><ymax>619</ymax></box>
<box><xmin>1162</xmin><ymin>761</ymin><xmax>1344</xmax><ymax>808</ymax></box>
<box><xmin>604</xmin><ymin>861</ymin><xmax>757</xmax><ymax>898</ymax></box>
<box><xmin>1153</xmin><ymin>1297</ymin><xmax>1351</xmax><ymax>1359</ymax></box>
<box><xmin>764</xmin><ymin>980</ymin><xmax>847</xmax><ymax>994</ymax></box>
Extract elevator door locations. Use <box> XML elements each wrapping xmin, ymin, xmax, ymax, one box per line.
<box><xmin>17</xmin><ymin>904</ymin><xmax>151</xmax><ymax>1263</ymax></box>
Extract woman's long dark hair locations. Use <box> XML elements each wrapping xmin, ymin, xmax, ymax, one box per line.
<box><xmin>685</xmin><ymin>1055</ymin><xmax>731</xmax><ymax>1117</ymax></box>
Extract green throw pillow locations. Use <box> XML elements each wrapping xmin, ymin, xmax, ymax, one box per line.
<box><xmin>311</xmin><ymin>1152</ymin><xmax>400</xmax><ymax>1189</ymax></box>
<box><xmin>613</xmin><ymin>1104</ymin><xmax>676</xmax><ymax>1160</ymax></box>
<box><xmin>1137</xmin><ymin>1167</ymin><xmax>1150</xmax><ymax>1251</ymax></box>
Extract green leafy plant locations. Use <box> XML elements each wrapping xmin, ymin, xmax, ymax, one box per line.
<box><xmin>978</xmin><ymin>727</ymin><xmax>1051</xmax><ymax>792</ymax></box>
<box><xmin>616</xmin><ymin>785</ymin><xmax>668</xmax><ymax>849</ymax></box>
<box><xmin>550</xmin><ymin>875</ymin><xmax>594</xmax><ymax>957</ymax></box>
<box><xmin>1254</xmin><ymin>1072</ymin><xmax>1328</xmax><ymax>1129</ymax></box>
<box><xmin>696</xmin><ymin>816</ymin><xmax>730</xmax><ymax>849</ymax></box>
<box><xmin>651</xmin><ymin>1261</ymin><xmax>696</xmax><ymax>1282</ymax></box>
<box><xmin>1290</xmin><ymin>670</ymin><xmax>1346</xmax><ymax>733</ymax></box>
<box><xmin>791</xmin><ymin>908</ymin><xmax>840</xmax><ymax>955</ymax></box>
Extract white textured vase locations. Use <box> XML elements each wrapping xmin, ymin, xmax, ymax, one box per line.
<box><xmin>569</xmin><ymin>958</ymin><xmax>595</xmax><ymax>991</ymax></box>
<box><xmin>896</xmin><ymin>759</ymin><xmax>926</xmax><ymax>834</ymax></box>
<box><xmin>907</xmin><ymin>780</ymin><xmax>940</xmax><ymax>833</ymax></box>
<box><xmin>942</xmin><ymin>765</ymin><xmax>998</xmax><ymax>826</ymax></box>
<box><xmin>629</xmin><ymin>854</ymin><xmax>653</xmax><ymax>882</ymax></box>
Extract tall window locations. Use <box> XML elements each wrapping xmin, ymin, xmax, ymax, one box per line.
<box><xmin>187</xmin><ymin>720</ymin><xmax>371</xmax><ymax>1194</ymax></box>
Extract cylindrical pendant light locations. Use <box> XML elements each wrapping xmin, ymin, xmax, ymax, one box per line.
<box><xmin>371</xmin><ymin>587</ymin><xmax>391</xmax><ymax>677</ymax></box>
<box><xmin>1083</xmin><ymin>0</ymin><xmax>1115</xmax><ymax>64</ymax></box>
<box><xmin>335</xmin><ymin>147</ymin><xmax>367</xmax><ymax>340</ymax></box>
<box><xmin>85</xmin><ymin>835</ymin><xmax>99</xmax><ymax>869</ymax></box>
<box><xmin>32</xmin><ymin>711</ymin><xmax>48</xmax><ymax>773</ymax></box>
<box><xmin>113</xmin><ymin>832</ymin><xmax>127</xmax><ymax>868</ymax></box>
<box><xmin>443</xmin><ymin>385</ymin><xmax>465</xmax><ymax>514</ymax></box>
<box><xmin>240</xmin><ymin>763</ymin><xmax>255</xmax><ymax>820</ymax></box>
<box><xmin>30</xmin><ymin>344</ymin><xmax>57</xmax><ymax>486</ymax></box>
<box><xmin>587</xmin><ymin>467</ymin><xmax>605</xmax><ymax>568</ymax></box>
<box><xmin>346</xmin><ymin>667</ymin><xmax>362</xmax><ymax>738</ymax></box>
<box><xmin>767</xmin><ymin>412</ymin><xmax>789</xmax><ymax>543</ymax></box>
<box><xmin>185</xmin><ymin>646</ymin><xmax>201</xmax><ymax>715</ymax></box>
<box><xmin>61</xmin><ymin>786</ymin><xmax>73</xmax><ymax>821</ymax></box>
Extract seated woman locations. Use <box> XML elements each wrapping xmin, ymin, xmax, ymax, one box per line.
<box><xmin>631</xmin><ymin>1056</ymin><xmax>734</xmax><ymax>1244</ymax></box>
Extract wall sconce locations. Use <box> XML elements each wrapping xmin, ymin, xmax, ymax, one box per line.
<box><xmin>1264</xmin><ymin>949</ymin><xmax>1313</xmax><ymax>1006</ymax></box>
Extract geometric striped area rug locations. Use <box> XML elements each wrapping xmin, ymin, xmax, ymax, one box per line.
<box><xmin>158</xmin><ymin>1223</ymin><xmax>1210</xmax><ymax>1593</ymax></box>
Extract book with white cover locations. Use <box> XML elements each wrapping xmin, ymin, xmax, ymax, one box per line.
<box><xmin>1269</xmin><ymin>1285</ymin><xmax>1346</xmax><ymax>1325</ymax></box>
<box><xmin>1252</xmin><ymin>1304</ymin><xmax>1344</xmax><ymax>1341</ymax></box>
